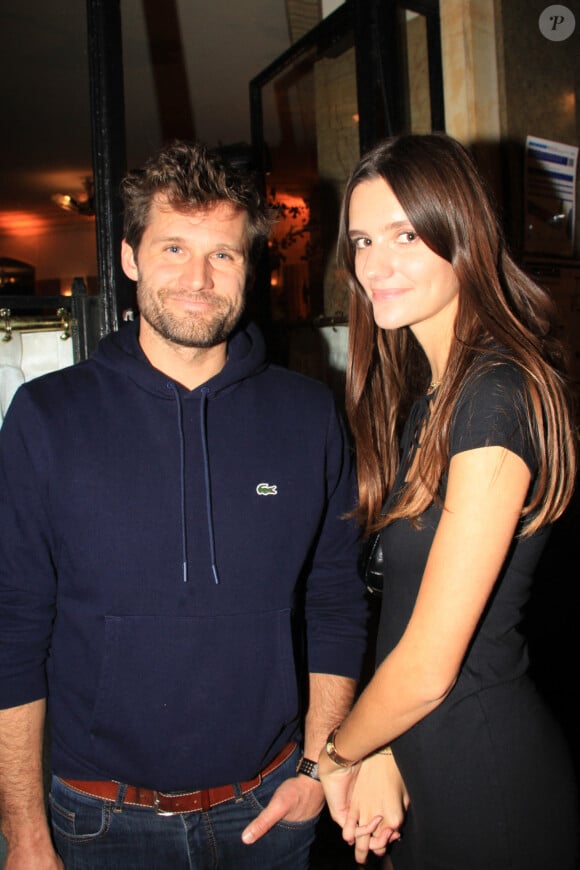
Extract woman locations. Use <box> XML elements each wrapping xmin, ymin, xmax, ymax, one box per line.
<box><xmin>318</xmin><ymin>133</ymin><xmax>579</xmax><ymax>869</ymax></box>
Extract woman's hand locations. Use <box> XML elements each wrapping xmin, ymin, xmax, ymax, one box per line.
<box><xmin>343</xmin><ymin>752</ymin><xmax>408</xmax><ymax>865</ymax></box>
<box><xmin>349</xmin><ymin>752</ymin><xmax>408</xmax><ymax>863</ymax></box>
<box><xmin>319</xmin><ymin>744</ymin><xmax>409</xmax><ymax>865</ymax></box>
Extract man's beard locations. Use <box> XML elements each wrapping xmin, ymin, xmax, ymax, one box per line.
<box><xmin>137</xmin><ymin>285</ymin><xmax>245</xmax><ymax>348</ymax></box>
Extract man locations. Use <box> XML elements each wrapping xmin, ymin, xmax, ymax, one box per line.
<box><xmin>0</xmin><ymin>141</ymin><xmax>367</xmax><ymax>869</ymax></box>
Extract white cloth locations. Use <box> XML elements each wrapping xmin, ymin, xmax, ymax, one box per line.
<box><xmin>0</xmin><ymin>330</ymin><xmax>74</xmax><ymax>425</ymax></box>
<box><xmin>0</xmin><ymin>333</ymin><xmax>25</xmax><ymax>422</ymax></box>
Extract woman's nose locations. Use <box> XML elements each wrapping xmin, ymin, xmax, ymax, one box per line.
<box><xmin>363</xmin><ymin>242</ymin><xmax>394</xmax><ymax>279</ymax></box>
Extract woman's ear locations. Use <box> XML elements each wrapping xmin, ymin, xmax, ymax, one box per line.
<box><xmin>121</xmin><ymin>240</ymin><xmax>139</xmax><ymax>281</ymax></box>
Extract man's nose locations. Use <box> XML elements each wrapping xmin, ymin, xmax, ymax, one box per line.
<box><xmin>182</xmin><ymin>255</ymin><xmax>213</xmax><ymax>289</ymax></box>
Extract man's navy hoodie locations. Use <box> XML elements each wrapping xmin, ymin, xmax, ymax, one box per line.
<box><xmin>0</xmin><ymin>318</ymin><xmax>367</xmax><ymax>791</ymax></box>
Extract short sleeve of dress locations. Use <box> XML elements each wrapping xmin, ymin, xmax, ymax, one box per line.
<box><xmin>449</xmin><ymin>362</ymin><xmax>536</xmax><ymax>474</ymax></box>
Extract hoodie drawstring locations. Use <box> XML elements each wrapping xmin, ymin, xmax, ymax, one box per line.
<box><xmin>168</xmin><ymin>382</ymin><xmax>220</xmax><ymax>585</ymax></box>
<box><xmin>169</xmin><ymin>383</ymin><xmax>189</xmax><ymax>583</ymax></box>
<box><xmin>200</xmin><ymin>388</ymin><xmax>220</xmax><ymax>584</ymax></box>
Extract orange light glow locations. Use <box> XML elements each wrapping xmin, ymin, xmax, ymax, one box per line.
<box><xmin>560</xmin><ymin>90</ymin><xmax>576</xmax><ymax>116</ymax></box>
<box><xmin>268</xmin><ymin>193</ymin><xmax>310</xmax><ymax>256</ymax></box>
<box><xmin>274</xmin><ymin>193</ymin><xmax>307</xmax><ymax>211</ymax></box>
<box><xmin>0</xmin><ymin>211</ymin><xmax>50</xmax><ymax>237</ymax></box>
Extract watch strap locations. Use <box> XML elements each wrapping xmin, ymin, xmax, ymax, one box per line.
<box><xmin>296</xmin><ymin>756</ymin><xmax>320</xmax><ymax>781</ymax></box>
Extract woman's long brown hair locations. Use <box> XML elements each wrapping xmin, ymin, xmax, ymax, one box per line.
<box><xmin>340</xmin><ymin>133</ymin><xmax>577</xmax><ymax>536</ymax></box>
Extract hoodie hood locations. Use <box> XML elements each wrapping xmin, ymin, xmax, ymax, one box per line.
<box><xmin>93</xmin><ymin>316</ymin><xmax>269</xmax><ymax>399</ymax></box>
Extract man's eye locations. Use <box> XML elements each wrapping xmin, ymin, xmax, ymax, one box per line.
<box><xmin>213</xmin><ymin>251</ymin><xmax>232</xmax><ymax>260</ymax></box>
<box><xmin>166</xmin><ymin>245</ymin><xmax>181</xmax><ymax>254</ymax></box>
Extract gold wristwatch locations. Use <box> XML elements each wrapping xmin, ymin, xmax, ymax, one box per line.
<box><xmin>325</xmin><ymin>728</ymin><xmax>359</xmax><ymax>768</ymax></box>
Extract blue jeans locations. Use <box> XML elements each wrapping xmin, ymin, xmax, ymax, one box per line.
<box><xmin>49</xmin><ymin>747</ymin><xmax>319</xmax><ymax>869</ymax></box>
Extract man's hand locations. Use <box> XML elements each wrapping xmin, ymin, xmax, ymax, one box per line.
<box><xmin>3</xmin><ymin>829</ymin><xmax>64</xmax><ymax>870</ymax></box>
<box><xmin>241</xmin><ymin>775</ymin><xmax>324</xmax><ymax>845</ymax></box>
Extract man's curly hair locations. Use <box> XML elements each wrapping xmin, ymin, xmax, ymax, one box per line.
<box><xmin>120</xmin><ymin>140</ymin><xmax>271</xmax><ymax>267</ymax></box>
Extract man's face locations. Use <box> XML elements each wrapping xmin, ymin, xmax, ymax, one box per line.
<box><xmin>121</xmin><ymin>195</ymin><xmax>249</xmax><ymax>348</ymax></box>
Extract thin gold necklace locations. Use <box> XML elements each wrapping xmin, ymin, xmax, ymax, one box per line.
<box><xmin>428</xmin><ymin>380</ymin><xmax>441</xmax><ymax>392</ymax></box>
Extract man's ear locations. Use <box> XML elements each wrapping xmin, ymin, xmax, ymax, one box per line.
<box><xmin>121</xmin><ymin>240</ymin><xmax>139</xmax><ymax>281</ymax></box>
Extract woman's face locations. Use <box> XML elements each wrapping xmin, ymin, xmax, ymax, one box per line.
<box><xmin>349</xmin><ymin>177</ymin><xmax>459</xmax><ymax>345</ymax></box>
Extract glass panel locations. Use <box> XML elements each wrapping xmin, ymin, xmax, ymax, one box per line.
<box><xmin>262</xmin><ymin>30</ymin><xmax>358</xmax><ymax>325</ymax></box>
<box><xmin>404</xmin><ymin>11</ymin><xmax>432</xmax><ymax>134</ymax></box>
<box><xmin>0</xmin><ymin>2</ymin><xmax>95</xmax><ymax>303</ymax></box>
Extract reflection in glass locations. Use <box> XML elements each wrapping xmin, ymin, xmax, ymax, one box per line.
<box><xmin>262</xmin><ymin>31</ymin><xmax>358</xmax><ymax>325</ymax></box>
<box><xmin>404</xmin><ymin>11</ymin><xmax>432</xmax><ymax>133</ymax></box>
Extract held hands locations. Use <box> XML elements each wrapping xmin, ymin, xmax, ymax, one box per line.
<box><xmin>345</xmin><ymin>752</ymin><xmax>408</xmax><ymax>864</ymax></box>
<box><xmin>318</xmin><ymin>746</ymin><xmax>409</xmax><ymax>866</ymax></box>
<box><xmin>241</xmin><ymin>772</ymin><xmax>324</xmax><ymax>846</ymax></box>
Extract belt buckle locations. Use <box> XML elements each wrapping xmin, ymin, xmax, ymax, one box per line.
<box><xmin>153</xmin><ymin>791</ymin><xmax>177</xmax><ymax>816</ymax></box>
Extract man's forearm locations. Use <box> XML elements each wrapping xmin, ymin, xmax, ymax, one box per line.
<box><xmin>302</xmin><ymin>673</ymin><xmax>357</xmax><ymax>760</ymax></box>
<box><xmin>0</xmin><ymin>698</ymin><xmax>53</xmax><ymax>850</ymax></box>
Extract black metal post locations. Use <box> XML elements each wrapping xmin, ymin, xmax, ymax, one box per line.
<box><xmin>86</xmin><ymin>0</ymin><xmax>134</xmax><ymax>334</ymax></box>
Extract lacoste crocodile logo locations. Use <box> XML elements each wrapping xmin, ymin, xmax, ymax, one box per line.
<box><xmin>256</xmin><ymin>482</ymin><xmax>278</xmax><ymax>496</ymax></box>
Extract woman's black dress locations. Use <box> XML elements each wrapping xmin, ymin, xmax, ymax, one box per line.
<box><xmin>377</xmin><ymin>363</ymin><xmax>580</xmax><ymax>869</ymax></box>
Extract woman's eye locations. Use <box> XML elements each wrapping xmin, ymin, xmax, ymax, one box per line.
<box><xmin>398</xmin><ymin>231</ymin><xmax>418</xmax><ymax>244</ymax></box>
<box><xmin>353</xmin><ymin>237</ymin><xmax>371</xmax><ymax>250</ymax></box>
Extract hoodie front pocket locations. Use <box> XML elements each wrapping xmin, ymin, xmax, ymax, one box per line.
<box><xmin>90</xmin><ymin>608</ymin><xmax>297</xmax><ymax>791</ymax></box>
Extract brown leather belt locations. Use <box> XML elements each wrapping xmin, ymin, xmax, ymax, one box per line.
<box><xmin>59</xmin><ymin>741</ymin><xmax>296</xmax><ymax>815</ymax></box>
